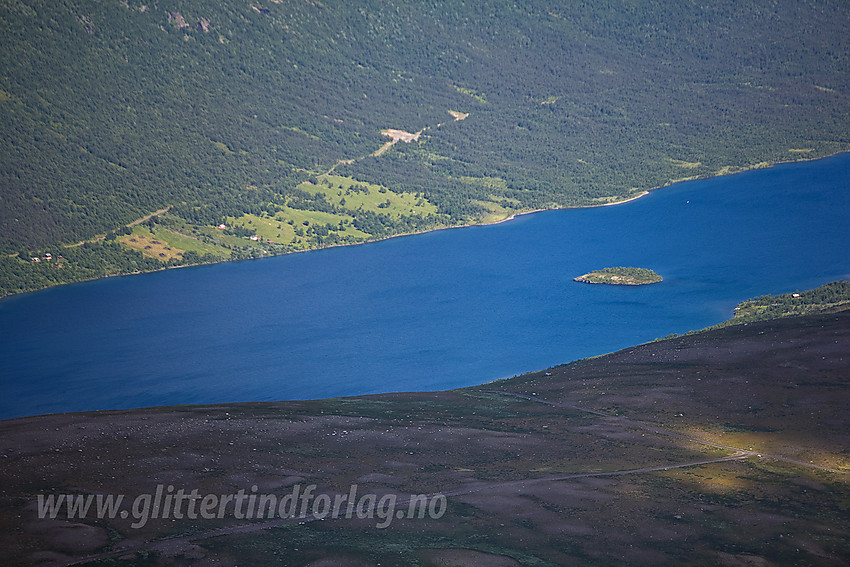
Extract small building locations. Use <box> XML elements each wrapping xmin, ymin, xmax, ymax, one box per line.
<box><xmin>217</xmin><ymin>224</ymin><xmax>226</xmax><ymax>229</ymax></box>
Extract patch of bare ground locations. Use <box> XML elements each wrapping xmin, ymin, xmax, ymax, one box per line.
<box><xmin>420</xmin><ymin>549</ymin><xmax>522</xmax><ymax>566</ymax></box>
<box><xmin>118</xmin><ymin>233</ymin><xmax>184</xmax><ymax>261</ymax></box>
<box><xmin>372</xmin><ymin>128</ymin><xmax>424</xmax><ymax>156</ymax></box>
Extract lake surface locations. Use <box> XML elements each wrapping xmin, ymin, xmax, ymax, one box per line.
<box><xmin>1</xmin><ymin>153</ymin><xmax>849</xmax><ymax>419</ymax></box>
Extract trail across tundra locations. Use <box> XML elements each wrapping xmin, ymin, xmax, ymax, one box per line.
<box><xmin>486</xmin><ymin>390</ymin><xmax>850</xmax><ymax>476</ymax></box>
<box><xmin>50</xmin><ymin>389</ymin><xmax>847</xmax><ymax>567</ymax></box>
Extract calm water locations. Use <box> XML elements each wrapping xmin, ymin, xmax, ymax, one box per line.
<box><xmin>1</xmin><ymin>154</ymin><xmax>849</xmax><ymax>419</ymax></box>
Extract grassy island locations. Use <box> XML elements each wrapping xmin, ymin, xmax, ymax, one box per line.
<box><xmin>574</xmin><ymin>267</ymin><xmax>663</xmax><ymax>286</ymax></box>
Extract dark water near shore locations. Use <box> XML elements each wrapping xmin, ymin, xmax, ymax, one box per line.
<box><xmin>2</xmin><ymin>154</ymin><xmax>849</xmax><ymax>419</ymax></box>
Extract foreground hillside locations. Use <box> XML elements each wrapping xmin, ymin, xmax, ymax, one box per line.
<box><xmin>2</xmin><ymin>0</ymin><xmax>849</xmax><ymax>295</ymax></box>
<box><xmin>1</xmin><ymin>310</ymin><xmax>848</xmax><ymax>566</ymax></box>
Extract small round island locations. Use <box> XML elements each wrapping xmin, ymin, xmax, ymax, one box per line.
<box><xmin>574</xmin><ymin>267</ymin><xmax>663</xmax><ymax>286</ymax></box>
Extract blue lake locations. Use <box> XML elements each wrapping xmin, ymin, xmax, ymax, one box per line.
<box><xmin>1</xmin><ymin>153</ymin><xmax>849</xmax><ymax>419</ymax></box>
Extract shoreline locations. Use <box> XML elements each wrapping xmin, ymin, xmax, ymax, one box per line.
<box><xmin>599</xmin><ymin>190</ymin><xmax>650</xmax><ymax>206</ymax></box>
<box><xmin>3</xmin><ymin>149</ymin><xmax>848</xmax><ymax>301</ymax></box>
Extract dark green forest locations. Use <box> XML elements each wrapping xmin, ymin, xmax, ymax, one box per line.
<box><xmin>2</xmin><ymin>0</ymin><xmax>849</xmax><ymax>296</ymax></box>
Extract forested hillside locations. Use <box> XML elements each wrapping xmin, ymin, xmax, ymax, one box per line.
<box><xmin>2</xmin><ymin>0</ymin><xmax>848</xmax><ymax>295</ymax></box>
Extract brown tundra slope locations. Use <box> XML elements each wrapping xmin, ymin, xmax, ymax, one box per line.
<box><xmin>1</xmin><ymin>311</ymin><xmax>848</xmax><ymax>566</ymax></box>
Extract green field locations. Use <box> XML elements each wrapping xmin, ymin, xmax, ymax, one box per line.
<box><xmin>302</xmin><ymin>175</ymin><xmax>439</xmax><ymax>218</ymax></box>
